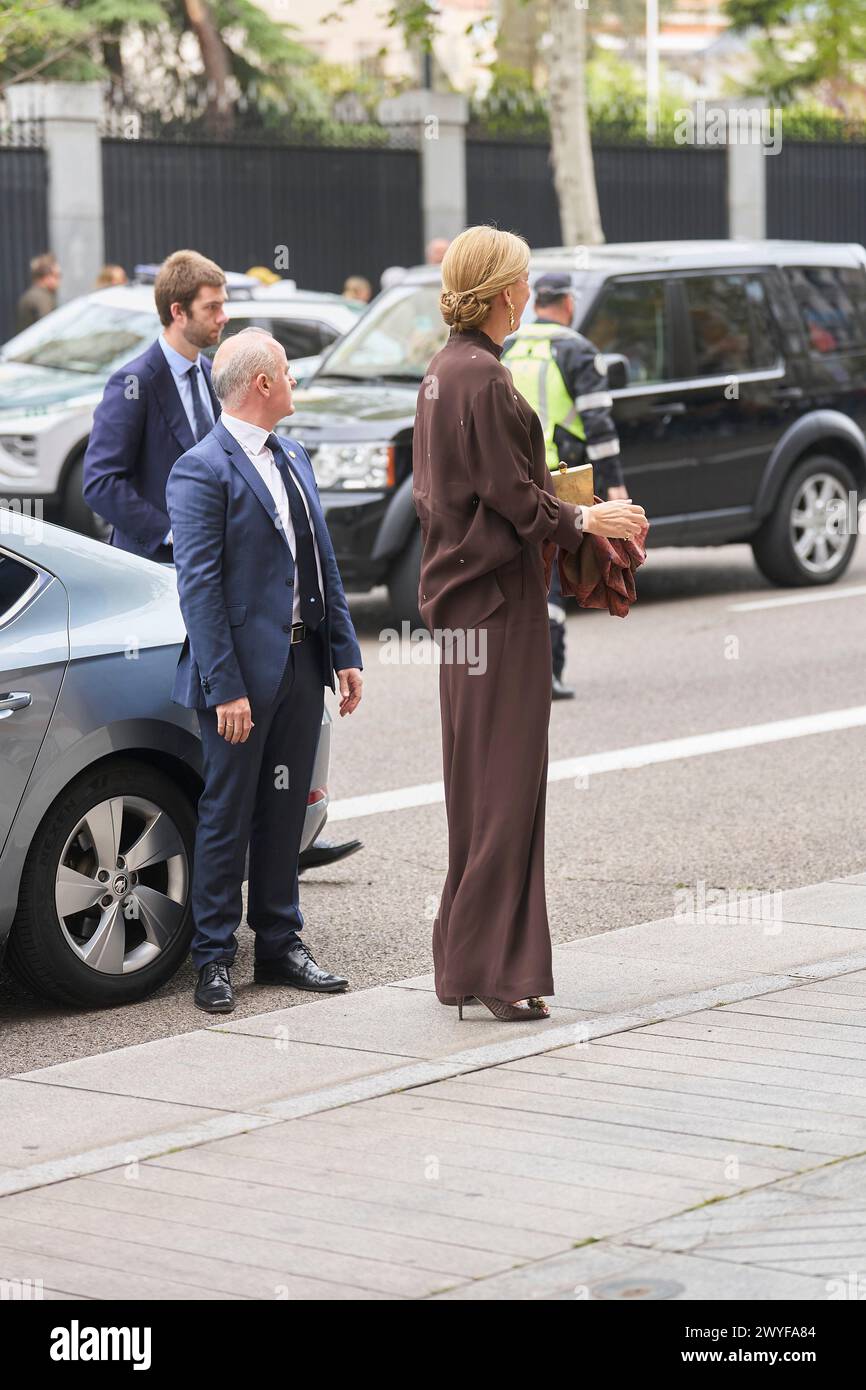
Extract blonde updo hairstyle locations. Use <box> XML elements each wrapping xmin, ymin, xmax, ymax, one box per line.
<box><xmin>439</xmin><ymin>226</ymin><xmax>530</xmax><ymax>333</ymax></box>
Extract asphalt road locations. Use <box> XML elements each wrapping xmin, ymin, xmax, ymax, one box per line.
<box><xmin>3</xmin><ymin>538</ymin><xmax>866</xmax><ymax>1074</ymax></box>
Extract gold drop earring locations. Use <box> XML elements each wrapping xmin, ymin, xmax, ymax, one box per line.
<box><xmin>507</xmin><ymin>300</ymin><xmax>515</xmax><ymax>331</ymax></box>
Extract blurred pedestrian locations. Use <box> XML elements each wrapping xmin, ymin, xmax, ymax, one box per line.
<box><xmin>380</xmin><ymin>265</ymin><xmax>407</xmax><ymax>290</ymax></box>
<box><xmin>16</xmin><ymin>252</ymin><xmax>61</xmax><ymax>331</ymax></box>
<box><xmin>95</xmin><ymin>264</ymin><xmax>128</xmax><ymax>288</ymax></box>
<box><xmin>425</xmin><ymin>238</ymin><xmax>450</xmax><ymax>266</ymax></box>
<box><xmin>342</xmin><ymin>275</ymin><xmax>372</xmax><ymax>303</ymax></box>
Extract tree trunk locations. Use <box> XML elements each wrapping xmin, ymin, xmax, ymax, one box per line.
<box><xmin>496</xmin><ymin>0</ymin><xmax>546</xmax><ymax>77</ymax></box>
<box><xmin>184</xmin><ymin>0</ymin><xmax>233</xmax><ymax>135</ymax></box>
<box><xmin>101</xmin><ymin>26</ymin><xmax>125</xmax><ymax>99</ymax></box>
<box><xmin>547</xmin><ymin>0</ymin><xmax>603</xmax><ymax>245</ymax></box>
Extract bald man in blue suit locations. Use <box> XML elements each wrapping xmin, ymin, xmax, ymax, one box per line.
<box><xmin>166</xmin><ymin>329</ymin><xmax>363</xmax><ymax>1014</ymax></box>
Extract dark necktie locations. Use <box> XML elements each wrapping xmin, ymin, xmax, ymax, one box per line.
<box><xmin>267</xmin><ymin>434</ymin><xmax>325</xmax><ymax>629</ymax></box>
<box><xmin>185</xmin><ymin>363</ymin><xmax>211</xmax><ymax>441</ymax></box>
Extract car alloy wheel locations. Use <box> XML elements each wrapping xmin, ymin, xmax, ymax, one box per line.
<box><xmin>54</xmin><ymin>794</ymin><xmax>189</xmax><ymax>975</ymax></box>
<box><xmin>789</xmin><ymin>471</ymin><xmax>850</xmax><ymax>576</ymax></box>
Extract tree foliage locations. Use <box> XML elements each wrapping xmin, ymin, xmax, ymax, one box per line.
<box><xmin>1</xmin><ymin>0</ymin><xmax>315</xmax><ymax>124</ymax></box>
<box><xmin>724</xmin><ymin>0</ymin><xmax>866</xmax><ymax>106</ymax></box>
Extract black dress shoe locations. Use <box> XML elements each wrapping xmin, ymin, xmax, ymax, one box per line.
<box><xmin>298</xmin><ymin>836</ymin><xmax>363</xmax><ymax>873</ymax></box>
<box><xmin>552</xmin><ymin>675</ymin><xmax>576</xmax><ymax>700</ymax></box>
<box><xmin>195</xmin><ymin>962</ymin><xmax>234</xmax><ymax>1013</ymax></box>
<box><xmin>254</xmin><ymin>940</ymin><xmax>348</xmax><ymax>993</ymax></box>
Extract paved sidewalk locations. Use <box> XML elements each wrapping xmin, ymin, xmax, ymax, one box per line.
<box><xmin>2</xmin><ymin>871</ymin><xmax>866</xmax><ymax>1299</ymax></box>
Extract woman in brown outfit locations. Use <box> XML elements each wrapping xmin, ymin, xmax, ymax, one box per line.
<box><xmin>412</xmin><ymin>227</ymin><xmax>646</xmax><ymax>1022</ymax></box>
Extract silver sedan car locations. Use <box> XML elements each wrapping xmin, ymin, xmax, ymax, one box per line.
<box><xmin>0</xmin><ymin>510</ymin><xmax>331</xmax><ymax>1007</ymax></box>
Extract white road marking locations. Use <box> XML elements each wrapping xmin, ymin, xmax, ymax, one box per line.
<box><xmin>328</xmin><ymin>705</ymin><xmax>866</xmax><ymax>822</ymax></box>
<box><xmin>329</xmin><ymin>780</ymin><xmax>446</xmax><ymax>821</ymax></box>
<box><xmin>729</xmin><ymin>585</ymin><xmax>866</xmax><ymax>612</ymax></box>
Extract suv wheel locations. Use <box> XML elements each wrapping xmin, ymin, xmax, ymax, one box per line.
<box><xmin>387</xmin><ymin>525</ymin><xmax>422</xmax><ymax>626</ymax></box>
<box><xmin>63</xmin><ymin>455</ymin><xmax>111</xmax><ymax>543</ymax></box>
<box><xmin>6</xmin><ymin>760</ymin><xmax>195</xmax><ymax>1008</ymax></box>
<box><xmin>751</xmin><ymin>454</ymin><xmax>859</xmax><ymax>587</ymax></box>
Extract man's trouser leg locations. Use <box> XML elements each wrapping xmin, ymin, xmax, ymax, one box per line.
<box><xmin>247</xmin><ymin>631</ymin><xmax>325</xmax><ymax>963</ymax></box>
<box><xmin>548</xmin><ymin>559</ymin><xmax>567</xmax><ymax>681</ymax></box>
<box><xmin>190</xmin><ymin>674</ymin><xmax>284</xmax><ymax>971</ymax></box>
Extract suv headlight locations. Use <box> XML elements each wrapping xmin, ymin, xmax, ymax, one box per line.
<box><xmin>311</xmin><ymin>442</ymin><xmax>394</xmax><ymax>490</ymax></box>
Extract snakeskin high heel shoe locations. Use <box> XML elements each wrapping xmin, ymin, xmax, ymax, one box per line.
<box><xmin>457</xmin><ymin>994</ymin><xmax>550</xmax><ymax>1021</ymax></box>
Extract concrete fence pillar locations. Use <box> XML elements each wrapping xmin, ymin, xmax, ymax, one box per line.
<box><xmin>728</xmin><ymin>139</ymin><xmax>767</xmax><ymax>240</ymax></box>
<box><xmin>378</xmin><ymin>90</ymin><xmax>468</xmax><ymax>251</ymax></box>
<box><xmin>6</xmin><ymin>81</ymin><xmax>104</xmax><ymax>302</ymax></box>
<box><xmin>712</xmin><ymin>97</ymin><xmax>771</xmax><ymax>240</ymax></box>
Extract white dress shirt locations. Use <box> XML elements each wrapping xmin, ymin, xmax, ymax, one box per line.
<box><xmin>220</xmin><ymin>412</ymin><xmax>325</xmax><ymax>627</ymax></box>
<box><xmin>158</xmin><ymin>335</ymin><xmax>216</xmax><ymax>439</ymax></box>
<box><xmin>158</xmin><ymin>336</ymin><xmax>217</xmax><ymax>548</ymax></box>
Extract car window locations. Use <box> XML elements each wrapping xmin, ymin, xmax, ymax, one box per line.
<box><xmin>0</xmin><ymin>554</ymin><xmax>36</xmax><ymax>621</ymax></box>
<box><xmin>268</xmin><ymin>319</ymin><xmax>331</xmax><ymax>359</ymax></box>
<box><xmin>1</xmin><ymin>300</ymin><xmax>159</xmax><ymax>374</ymax></box>
<box><xmin>220</xmin><ymin>317</ymin><xmax>263</xmax><ymax>339</ymax></box>
<box><xmin>583</xmin><ymin>279</ymin><xmax>669</xmax><ymax>386</ymax></box>
<box><xmin>319</xmin><ymin>284</ymin><xmax>447</xmax><ymax>382</ymax></box>
<box><xmin>683</xmin><ymin>273</ymin><xmax>779</xmax><ymax>375</ymax></box>
<box><xmin>784</xmin><ymin>266</ymin><xmax>866</xmax><ymax>355</ymax></box>
<box><xmin>201</xmin><ymin>316</ymin><xmax>268</xmax><ymax>359</ymax></box>
<box><xmin>683</xmin><ymin>272</ymin><xmax>778</xmax><ymax>378</ymax></box>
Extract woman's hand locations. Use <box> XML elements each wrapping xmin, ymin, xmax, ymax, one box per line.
<box><xmin>584</xmin><ymin>499</ymin><xmax>647</xmax><ymax>540</ymax></box>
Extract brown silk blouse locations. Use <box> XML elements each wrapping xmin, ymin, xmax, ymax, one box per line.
<box><xmin>412</xmin><ymin>325</ymin><xmax>584</xmax><ymax>633</ymax></box>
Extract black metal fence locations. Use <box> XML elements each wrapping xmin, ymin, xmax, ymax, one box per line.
<box><xmin>767</xmin><ymin>141</ymin><xmax>866</xmax><ymax>244</ymax></box>
<box><xmin>466</xmin><ymin>139</ymin><xmax>728</xmax><ymax>245</ymax></box>
<box><xmin>7</xmin><ymin>122</ymin><xmax>866</xmax><ymax>345</ymax></box>
<box><xmin>595</xmin><ymin>143</ymin><xmax>727</xmax><ymax>242</ymax></box>
<box><xmin>102</xmin><ymin>138</ymin><xmax>423</xmax><ymax>292</ymax></box>
<box><xmin>0</xmin><ymin>127</ymin><xmax>48</xmax><ymax>341</ymax></box>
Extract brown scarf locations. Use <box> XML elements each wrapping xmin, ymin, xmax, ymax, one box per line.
<box><xmin>543</xmin><ymin>503</ymin><xmax>649</xmax><ymax>618</ymax></box>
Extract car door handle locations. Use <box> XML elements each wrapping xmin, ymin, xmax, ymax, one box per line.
<box><xmin>774</xmin><ymin>386</ymin><xmax>804</xmax><ymax>401</ymax></box>
<box><xmin>0</xmin><ymin>691</ymin><xmax>31</xmax><ymax>719</ymax></box>
<box><xmin>649</xmin><ymin>401</ymin><xmax>687</xmax><ymax>416</ymax></box>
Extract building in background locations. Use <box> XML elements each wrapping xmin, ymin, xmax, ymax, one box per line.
<box><xmin>593</xmin><ymin>0</ymin><xmax>752</xmax><ymax>101</ymax></box>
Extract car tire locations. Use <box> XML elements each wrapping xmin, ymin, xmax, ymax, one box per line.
<box><xmin>63</xmin><ymin>455</ymin><xmax>111</xmax><ymax>543</ymax></box>
<box><xmin>6</xmin><ymin>760</ymin><xmax>196</xmax><ymax>1008</ymax></box>
<box><xmin>751</xmin><ymin>453</ymin><xmax>859</xmax><ymax>587</ymax></box>
<box><xmin>387</xmin><ymin>525</ymin><xmax>423</xmax><ymax>626</ymax></box>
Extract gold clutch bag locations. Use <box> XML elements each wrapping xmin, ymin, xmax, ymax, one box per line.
<box><xmin>551</xmin><ymin>461</ymin><xmax>594</xmax><ymax>508</ymax></box>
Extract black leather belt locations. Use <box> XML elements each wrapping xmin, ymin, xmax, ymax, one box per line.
<box><xmin>290</xmin><ymin>621</ymin><xmax>307</xmax><ymax>644</ymax></box>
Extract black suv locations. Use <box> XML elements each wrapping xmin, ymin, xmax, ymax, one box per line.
<box><xmin>284</xmin><ymin>241</ymin><xmax>866</xmax><ymax>620</ymax></box>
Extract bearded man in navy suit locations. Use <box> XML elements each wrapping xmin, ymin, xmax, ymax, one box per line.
<box><xmin>83</xmin><ymin>249</ymin><xmax>227</xmax><ymax>560</ymax></box>
<box><xmin>166</xmin><ymin>329</ymin><xmax>364</xmax><ymax>1013</ymax></box>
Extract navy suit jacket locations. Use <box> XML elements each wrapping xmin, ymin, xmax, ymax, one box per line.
<box><xmin>83</xmin><ymin>339</ymin><xmax>219</xmax><ymax>559</ymax></box>
<box><xmin>165</xmin><ymin>419</ymin><xmax>363</xmax><ymax>713</ymax></box>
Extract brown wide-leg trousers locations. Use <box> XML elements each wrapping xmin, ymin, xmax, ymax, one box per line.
<box><xmin>432</xmin><ymin>589</ymin><xmax>554</xmax><ymax>1003</ymax></box>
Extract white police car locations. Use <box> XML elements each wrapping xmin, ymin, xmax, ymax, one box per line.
<box><xmin>0</xmin><ymin>271</ymin><xmax>363</xmax><ymax>537</ymax></box>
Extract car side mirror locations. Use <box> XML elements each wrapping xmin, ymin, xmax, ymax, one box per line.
<box><xmin>602</xmin><ymin>354</ymin><xmax>629</xmax><ymax>391</ymax></box>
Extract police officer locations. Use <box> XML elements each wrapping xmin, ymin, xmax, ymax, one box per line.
<box><xmin>502</xmin><ymin>272</ymin><xmax>628</xmax><ymax>699</ymax></box>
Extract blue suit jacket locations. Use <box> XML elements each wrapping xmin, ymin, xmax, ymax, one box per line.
<box><xmin>83</xmin><ymin>339</ymin><xmax>219</xmax><ymax>559</ymax></box>
<box><xmin>165</xmin><ymin>419</ymin><xmax>363</xmax><ymax>712</ymax></box>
